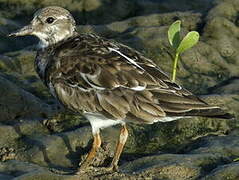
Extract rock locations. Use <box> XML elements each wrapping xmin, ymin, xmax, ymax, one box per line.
<box><xmin>120</xmin><ymin>134</ymin><xmax>239</xmax><ymax>180</ymax></box>
<box><xmin>42</xmin><ymin>112</ymin><xmax>87</xmax><ymax>133</ymax></box>
<box><xmin>135</xmin><ymin>0</ymin><xmax>213</xmax><ymax>15</ymax></box>
<box><xmin>0</xmin><ymin>0</ymin><xmax>136</xmax><ymax>25</ymax></box>
<box><xmin>2</xmin><ymin>134</ymin><xmax>239</xmax><ymax>179</ymax></box>
<box><xmin>0</xmin><ymin>160</ymin><xmax>75</xmax><ymax>180</ymax></box>
<box><xmin>121</xmin><ymin>153</ymin><xmax>222</xmax><ymax>180</ymax></box>
<box><xmin>202</xmin><ymin>162</ymin><xmax>239</xmax><ymax>180</ymax></box>
<box><xmin>188</xmin><ymin>136</ymin><xmax>239</xmax><ymax>158</ymax></box>
<box><xmin>0</xmin><ymin>173</ymin><xmax>13</xmax><ymax>180</ymax></box>
<box><xmin>0</xmin><ymin>124</ymin><xmax>21</xmax><ymax>147</ymax></box>
<box><xmin>208</xmin><ymin>77</ymin><xmax>239</xmax><ymax>95</ymax></box>
<box><xmin>0</xmin><ymin>160</ymin><xmax>45</xmax><ymax>176</ymax></box>
<box><xmin>0</xmin><ymin>0</ymin><xmax>214</xmax><ymax>25</ymax></box>
<box><xmin>0</xmin><ymin>14</ymin><xmax>38</xmax><ymax>55</ymax></box>
<box><xmin>17</xmin><ymin>127</ymin><xmax>92</xmax><ymax>168</ymax></box>
<box><xmin>0</xmin><ymin>0</ymin><xmax>239</xmax><ymax>179</ymax></box>
<box><xmin>0</xmin><ymin>75</ymin><xmax>53</xmax><ymax>122</ymax></box>
<box><xmin>1</xmin><ymin>51</ymin><xmax>54</xmax><ymax>101</ymax></box>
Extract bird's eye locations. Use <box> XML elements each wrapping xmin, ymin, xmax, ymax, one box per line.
<box><xmin>46</xmin><ymin>17</ymin><xmax>55</xmax><ymax>24</ymax></box>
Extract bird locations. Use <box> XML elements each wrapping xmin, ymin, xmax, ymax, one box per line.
<box><xmin>9</xmin><ymin>6</ymin><xmax>233</xmax><ymax>173</ymax></box>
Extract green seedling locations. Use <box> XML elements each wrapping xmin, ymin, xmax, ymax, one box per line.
<box><xmin>168</xmin><ymin>20</ymin><xmax>200</xmax><ymax>82</ymax></box>
<box><xmin>234</xmin><ymin>158</ymin><xmax>239</xmax><ymax>162</ymax></box>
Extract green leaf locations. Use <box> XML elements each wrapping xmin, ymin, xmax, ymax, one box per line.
<box><xmin>234</xmin><ymin>158</ymin><xmax>239</xmax><ymax>162</ymax></box>
<box><xmin>176</xmin><ymin>31</ymin><xmax>199</xmax><ymax>54</ymax></box>
<box><xmin>168</xmin><ymin>20</ymin><xmax>181</xmax><ymax>49</ymax></box>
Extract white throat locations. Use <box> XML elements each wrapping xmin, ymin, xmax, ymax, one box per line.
<box><xmin>36</xmin><ymin>28</ymin><xmax>77</xmax><ymax>48</ymax></box>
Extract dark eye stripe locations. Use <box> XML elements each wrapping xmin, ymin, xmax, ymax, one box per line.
<box><xmin>46</xmin><ymin>17</ymin><xmax>55</xmax><ymax>24</ymax></box>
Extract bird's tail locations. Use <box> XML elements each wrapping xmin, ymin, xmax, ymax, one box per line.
<box><xmin>154</xmin><ymin>92</ymin><xmax>234</xmax><ymax>119</ymax></box>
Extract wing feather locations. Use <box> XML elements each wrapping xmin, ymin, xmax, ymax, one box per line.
<box><xmin>46</xmin><ymin>33</ymin><xmax>226</xmax><ymax>123</ymax></box>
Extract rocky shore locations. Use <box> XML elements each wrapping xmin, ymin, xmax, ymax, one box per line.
<box><xmin>0</xmin><ymin>0</ymin><xmax>238</xmax><ymax>179</ymax></box>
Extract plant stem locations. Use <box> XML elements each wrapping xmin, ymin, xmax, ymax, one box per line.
<box><xmin>172</xmin><ymin>52</ymin><xmax>179</xmax><ymax>82</ymax></box>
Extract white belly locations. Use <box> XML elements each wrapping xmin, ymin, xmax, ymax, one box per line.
<box><xmin>84</xmin><ymin>112</ymin><xmax>125</xmax><ymax>134</ymax></box>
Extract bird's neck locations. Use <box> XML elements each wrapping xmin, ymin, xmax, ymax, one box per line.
<box><xmin>38</xmin><ymin>30</ymin><xmax>78</xmax><ymax>49</ymax></box>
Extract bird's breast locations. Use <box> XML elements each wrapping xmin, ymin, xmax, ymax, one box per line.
<box><xmin>35</xmin><ymin>51</ymin><xmax>49</xmax><ymax>81</ymax></box>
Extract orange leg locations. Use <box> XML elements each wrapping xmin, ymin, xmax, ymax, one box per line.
<box><xmin>110</xmin><ymin>124</ymin><xmax>128</xmax><ymax>170</ymax></box>
<box><xmin>78</xmin><ymin>132</ymin><xmax>101</xmax><ymax>171</ymax></box>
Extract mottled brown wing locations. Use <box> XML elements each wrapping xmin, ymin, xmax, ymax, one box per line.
<box><xmin>47</xmin><ymin>34</ymin><xmax>228</xmax><ymax>123</ymax></box>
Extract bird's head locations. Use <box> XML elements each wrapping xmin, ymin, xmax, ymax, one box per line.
<box><xmin>9</xmin><ymin>6</ymin><xmax>77</xmax><ymax>48</ymax></box>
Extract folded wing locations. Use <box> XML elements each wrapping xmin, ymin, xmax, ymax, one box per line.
<box><xmin>46</xmin><ymin>34</ymin><xmax>231</xmax><ymax>123</ymax></box>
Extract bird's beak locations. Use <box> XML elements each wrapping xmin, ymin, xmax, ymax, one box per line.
<box><xmin>8</xmin><ymin>24</ymin><xmax>33</xmax><ymax>37</ymax></box>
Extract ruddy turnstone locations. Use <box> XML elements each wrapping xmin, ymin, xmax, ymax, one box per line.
<box><xmin>9</xmin><ymin>6</ymin><xmax>233</xmax><ymax>173</ymax></box>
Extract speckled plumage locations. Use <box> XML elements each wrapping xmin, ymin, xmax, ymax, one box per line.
<box><xmin>38</xmin><ymin>33</ymin><xmax>228</xmax><ymax>123</ymax></box>
<box><xmin>10</xmin><ymin>6</ymin><xmax>233</xmax><ymax>173</ymax></box>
